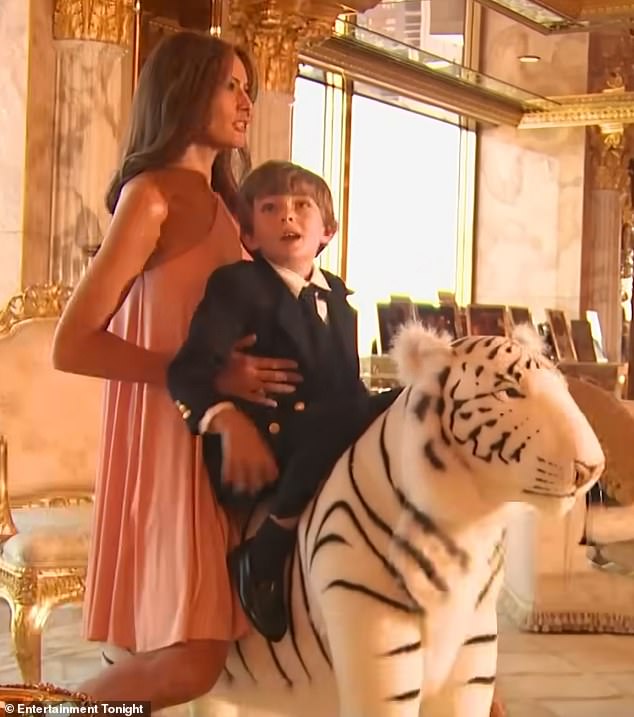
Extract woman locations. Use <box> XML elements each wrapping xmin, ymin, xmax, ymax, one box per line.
<box><xmin>52</xmin><ymin>32</ymin><xmax>299</xmax><ymax>709</ymax></box>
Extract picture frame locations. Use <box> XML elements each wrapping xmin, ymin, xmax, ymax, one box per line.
<box><xmin>585</xmin><ymin>310</ymin><xmax>608</xmax><ymax>362</ymax></box>
<box><xmin>376</xmin><ymin>301</ymin><xmax>415</xmax><ymax>354</ymax></box>
<box><xmin>570</xmin><ymin>319</ymin><xmax>597</xmax><ymax>363</ymax></box>
<box><xmin>466</xmin><ymin>304</ymin><xmax>508</xmax><ymax>337</ymax></box>
<box><xmin>508</xmin><ymin>306</ymin><xmax>533</xmax><ymax>329</ymax></box>
<box><xmin>437</xmin><ymin>290</ymin><xmax>457</xmax><ymax>306</ymax></box>
<box><xmin>413</xmin><ymin>303</ymin><xmax>459</xmax><ymax>340</ymax></box>
<box><xmin>546</xmin><ymin>308</ymin><xmax>577</xmax><ymax>362</ymax></box>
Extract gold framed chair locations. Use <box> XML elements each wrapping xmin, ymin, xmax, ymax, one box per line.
<box><xmin>0</xmin><ymin>285</ymin><xmax>103</xmax><ymax>683</ymax></box>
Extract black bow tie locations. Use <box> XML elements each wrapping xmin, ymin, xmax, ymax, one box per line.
<box><xmin>299</xmin><ymin>284</ymin><xmax>328</xmax><ymax>302</ymax></box>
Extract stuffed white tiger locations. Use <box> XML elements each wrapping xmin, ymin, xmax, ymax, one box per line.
<box><xmin>104</xmin><ymin>325</ymin><xmax>605</xmax><ymax>717</ymax></box>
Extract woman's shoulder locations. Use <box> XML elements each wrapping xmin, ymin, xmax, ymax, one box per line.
<box><xmin>118</xmin><ymin>172</ymin><xmax>169</xmax><ymax>222</ymax></box>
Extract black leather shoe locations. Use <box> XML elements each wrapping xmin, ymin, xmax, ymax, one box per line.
<box><xmin>229</xmin><ymin>541</ymin><xmax>288</xmax><ymax>642</ymax></box>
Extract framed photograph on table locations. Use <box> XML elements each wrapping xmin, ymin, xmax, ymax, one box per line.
<box><xmin>413</xmin><ymin>303</ymin><xmax>459</xmax><ymax>340</ymax></box>
<box><xmin>466</xmin><ymin>304</ymin><xmax>508</xmax><ymax>337</ymax></box>
<box><xmin>508</xmin><ymin>306</ymin><xmax>533</xmax><ymax>329</ymax></box>
<box><xmin>570</xmin><ymin>319</ymin><xmax>597</xmax><ymax>362</ymax></box>
<box><xmin>546</xmin><ymin>309</ymin><xmax>577</xmax><ymax>362</ymax></box>
<box><xmin>376</xmin><ymin>301</ymin><xmax>415</xmax><ymax>354</ymax></box>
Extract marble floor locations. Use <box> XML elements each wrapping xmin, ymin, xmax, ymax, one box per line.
<box><xmin>1</xmin><ymin>603</ymin><xmax>634</xmax><ymax>716</ymax></box>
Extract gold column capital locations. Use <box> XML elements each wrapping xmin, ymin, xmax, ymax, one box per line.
<box><xmin>590</xmin><ymin>124</ymin><xmax>628</xmax><ymax>192</ymax></box>
<box><xmin>588</xmin><ymin>74</ymin><xmax>633</xmax><ymax>193</ymax></box>
<box><xmin>227</xmin><ymin>0</ymin><xmax>380</xmax><ymax>94</ymax></box>
<box><xmin>53</xmin><ymin>0</ymin><xmax>134</xmax><ymax>47</ymax></box>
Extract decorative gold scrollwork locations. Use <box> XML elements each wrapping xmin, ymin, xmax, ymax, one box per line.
<box><xmin>53</xmin><ymin>0</ymin><xmax>134</xmax><ymax>47</ymax></box>
<box><xmin>0</xmin><ymin>285</ymin><xmax>72</xmax><ymax>337</ymax></box>
<box><xmin>226</xmin><ymin>0</ymin><xmax>380</xmax><ymax>94</ymax></box>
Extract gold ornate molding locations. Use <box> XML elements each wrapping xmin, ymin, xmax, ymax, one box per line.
<box><xmin>520</xmin><ymin>91</ymin><xmax>634</xmax><ymax>130</ymax></box>
<box><xmin>53</xmin><ymin>0</ymin><xmax>134</xmax><ymax>47</ymax></box>
<box><xmin>226</xmin><ymin>0</ymin><xmax>381</xmax><ymax>94</ymax></box>
<box><xmin>590</xmin><ymin>124</ymin><xmax>629</xmax><ymax>192</ymax></box>
<box><xmin>0</xmin><ymin>285</ymin><xmax>72</xmax><ymax>337</ymax></box>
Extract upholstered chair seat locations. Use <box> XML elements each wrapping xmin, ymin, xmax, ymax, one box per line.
<box><xmin>0</xmin><ymin>286</ymin><xmax>103</xmax><ymax>684</ymax></box>
<box><xmin>1</xmin><ymin>505</ymin><xmax>93</xmax><ymax>568</ymax></box>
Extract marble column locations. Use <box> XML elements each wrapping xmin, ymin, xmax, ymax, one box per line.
<box><xmin>225</xmin><ymin>0</ymin><xmax>380</xmax><ymax>166</ymax></box>
<box><xmin>48</xmin><ymin>0</ymin><xmax>134</xmax><ymax>286</ymax></box>
<box><xmin>585</xmin><ymin>124</ymin><xmax>630</xmax><ymax>362</ymax></box>
<box><xmin>0</xmin><ymin>0</ymin><xmax>29</xmax><ymax>303</ymax></box>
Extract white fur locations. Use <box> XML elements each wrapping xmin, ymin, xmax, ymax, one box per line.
<box><xmin>510</xmin><ymin>323</ymin><xmax>548</xmax><ymax>358</ymax></box>
<box><xmin>390</xmin><ymin>322</ymin><xmax>453</xmax><ymax>388</ymax></box>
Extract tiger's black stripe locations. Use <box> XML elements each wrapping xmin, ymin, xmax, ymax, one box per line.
<box><xmin>288</xmin><ymin>545</ymin><xmax>311</xmax><ymax>681</ymax></box>
<box><xmin>312</xmin><ymin>501</ymin><xmax>384</xmax><ymax>572</ymax></box>
<box><xmin>235</xmin><ymin>641</ymin><xmax>256</xmax><ymax>683</ymax></box>
<box><xmin>476</xmin><ymin>555</ymin><xmax>504</xmax><ymax>607</ymax></box>
<box><xmin>379</xmin><ymin>414</ymin><xmax>396</xmax><ymax>491</ymax></box>
<box><xmin>267</xmin><ymin>640</ymin><xmax>292</xmax><ymax>687</ymax></box>
<box><xmin>390</xmin><ymin>532</ymin><xmax>449</xmax><ymax>593</ymax></box>
<box><xmin>102</xmin><ymin>651</ymin><xmax>114</xmax><ymax>665</ymax></box>
<box><xmin>424</xmin><ymin>439</ymin><xmax>446</xmax><ymax>470</ymax></box>
<box><xmin>413</xmin><ymin>394</ymin><xmax>432</xmax><ymax>421</ymax></box>
<box><xmin>324</xmin><ymin>579</ymin><xmax>421</xmax><ymax>613</ymax></box>
<box><xmin>223</xmin><ymin>666</ymin><xmax>235</xmax><ymax>683</ymax></box>
<box><xmin>467</xmin><ymin>676</ymin><xmax>496</xmax><ymax>685</ymax></box>
<box><xmin>464</xmin><ymin>634</ymin><xmax>497</xmax><ymax>646</ymax></box>
<box><xmin>378</xmin><ymin>412</ymin><xmax>469</xmax><ymax>569</ymax></box>
<box><xmin>381</xmin><ymin>641</ymin><xmax>422</xmax><ymax>656</ymax></box>
<box><xmin>302</xmin><ymin>490</ymin><xmax>321</xmax><ymax>566</ymax></box>
<box><xmin>386</xmin><ymin>689</ymin><xmax>421</xmax><ymax>702</ymax></box>
<box><xmin>309</xmin><ymin>533</ymin><xmax>350</xmax><ymax>568</ymax></box>
<box><xmin>313</xmin><ymin>496</ymin><xmax>421</xmax><ymax>607</ymax></box>
<box><xmin>299</xmin><ymin>545</ymin><xmax>332</xmax><ymax>667</ymax></box>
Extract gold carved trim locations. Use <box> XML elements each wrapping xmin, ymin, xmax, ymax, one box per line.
<box><xmin>520</xmin><ymin>91</ymin><xmax>634</xmax><ymax>129</ymax></box>
<box><xmin>53</xmin><ymin>0</ymin><xmax>134</xmax><ymax>47</ymax></box>
<box><xmin>0</xmin><ymin>561</ymin><xmax>88</xmax><ymax>683</ymax></box>
<box><xmin>0</xmin><ymin>285</ymin><xmax>72</xmax><ymax>337</ymax></box>
<box><xmin>226</xmin><ymin>0</ymin><xmax>381</xmax><ymax>94</ymax></box>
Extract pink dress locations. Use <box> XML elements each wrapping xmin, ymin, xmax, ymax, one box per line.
<box><xmin>83</xmin><ymin>168</ymin><xmax>249</xmax><ymax>652</ymax></box>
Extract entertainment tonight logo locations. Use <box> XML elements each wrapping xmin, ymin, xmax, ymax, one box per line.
<box><xmin>2</xmin><ymin>703</ymin><xmax>150</xmax><ymax>716</ymax></box>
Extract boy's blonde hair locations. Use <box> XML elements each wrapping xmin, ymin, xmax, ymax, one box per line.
<box><xmin>237</xmin><ymin>160</ymin><xmax>338</xmax><ymax>238</ymax></box>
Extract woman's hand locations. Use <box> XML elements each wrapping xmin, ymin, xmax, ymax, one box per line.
<box><xmin>215</xmin><ymin>334</ymin><xmax>302</xmax><ymax>407</ymax></box>
<box><xmin>211</xmin><ymin>408</ymin><xmax>279</xmax><ymax>493</ymax></box>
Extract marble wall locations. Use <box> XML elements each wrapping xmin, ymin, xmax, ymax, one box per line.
<box><xmin>0</xmin><ymin>1</ymin><xmax>132</xmax><ymax>308</ymax></box>
<box><xmin>0</xmin><ymin>0</ymin><xmax>29</xmax><ymax>304</ymax></box>
<box><xmin>48</xmin><ymin>40</ymin><xmax>132</xmax><ymax>287</ymax></box>
<box><xmin>474</xmin><ymin>9</ymin><xmax>589</xmax><ymax>322</ymax></box>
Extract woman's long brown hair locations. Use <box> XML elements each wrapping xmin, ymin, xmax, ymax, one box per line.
<box><xmin>105</xmin><ymin>32</ymin><xmax>257</xmax><ymax>216</ymax></box>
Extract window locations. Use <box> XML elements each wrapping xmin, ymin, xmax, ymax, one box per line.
<box><xmin>356</xmin><ymin>0</ymin><xmax>465</xmax><ymax>64</ymax></box>
<box><xmin>291</xmin><ymin>60</ymin><xmax>475</xmax><ymax>354</ymax></box>
<box><xmin>345</xmin><ymin>93</ymin><xmax>463</xmax><ymax>353</ymax></box>
<box><xmin>291</xmin><ymin>70</ymin><xmax>345</xmax><ymax>274</ymax></box>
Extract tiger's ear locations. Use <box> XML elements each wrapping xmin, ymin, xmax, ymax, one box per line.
<box><xmin>390</xmin><ymin>322</ymin><xmax>453</xmax><ymax>387</ymax></box>
<box><xmin>511</xmin><ymin>323</ymin><xmax>547</xmax><ymax>356</ymax></box>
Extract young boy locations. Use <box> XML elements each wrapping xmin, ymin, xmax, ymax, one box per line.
<box><xmin>167</xmin><ymin>161</ymin><xmax>398</xmax><ymax>641</ymax></box>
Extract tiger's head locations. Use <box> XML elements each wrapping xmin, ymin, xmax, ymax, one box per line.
<box><xmin>391</xmin><ymin>324</ymin><xmax>604</xmax><ymax>518</ymax></box>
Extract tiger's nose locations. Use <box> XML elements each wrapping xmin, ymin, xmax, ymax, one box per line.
<box><xmin>574</xmin><ymin>460</ymin><xmax>604</xmax><ymax>488</ymax></box>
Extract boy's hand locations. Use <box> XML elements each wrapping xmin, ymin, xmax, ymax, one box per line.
<box><xmin>211</xmin><ymin>408</ymin><xmax>279</xmax><ymax>493</ymax></box>
<box><xmin>215</xmin><ymin>334</ymin><xmax>303</xmax><ymax>407</ymax></box>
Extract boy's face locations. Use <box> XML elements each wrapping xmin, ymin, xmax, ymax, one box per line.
<box><xmin>243</xmin><ymin>193</ymin><xmax>335</xmax><ymax>278</ymax></box>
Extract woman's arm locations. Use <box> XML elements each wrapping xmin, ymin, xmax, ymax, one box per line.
<box><xmin>52</xmin><ymin>175</ymin><xmax>169</xmax><ymax>385</ymax></box>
